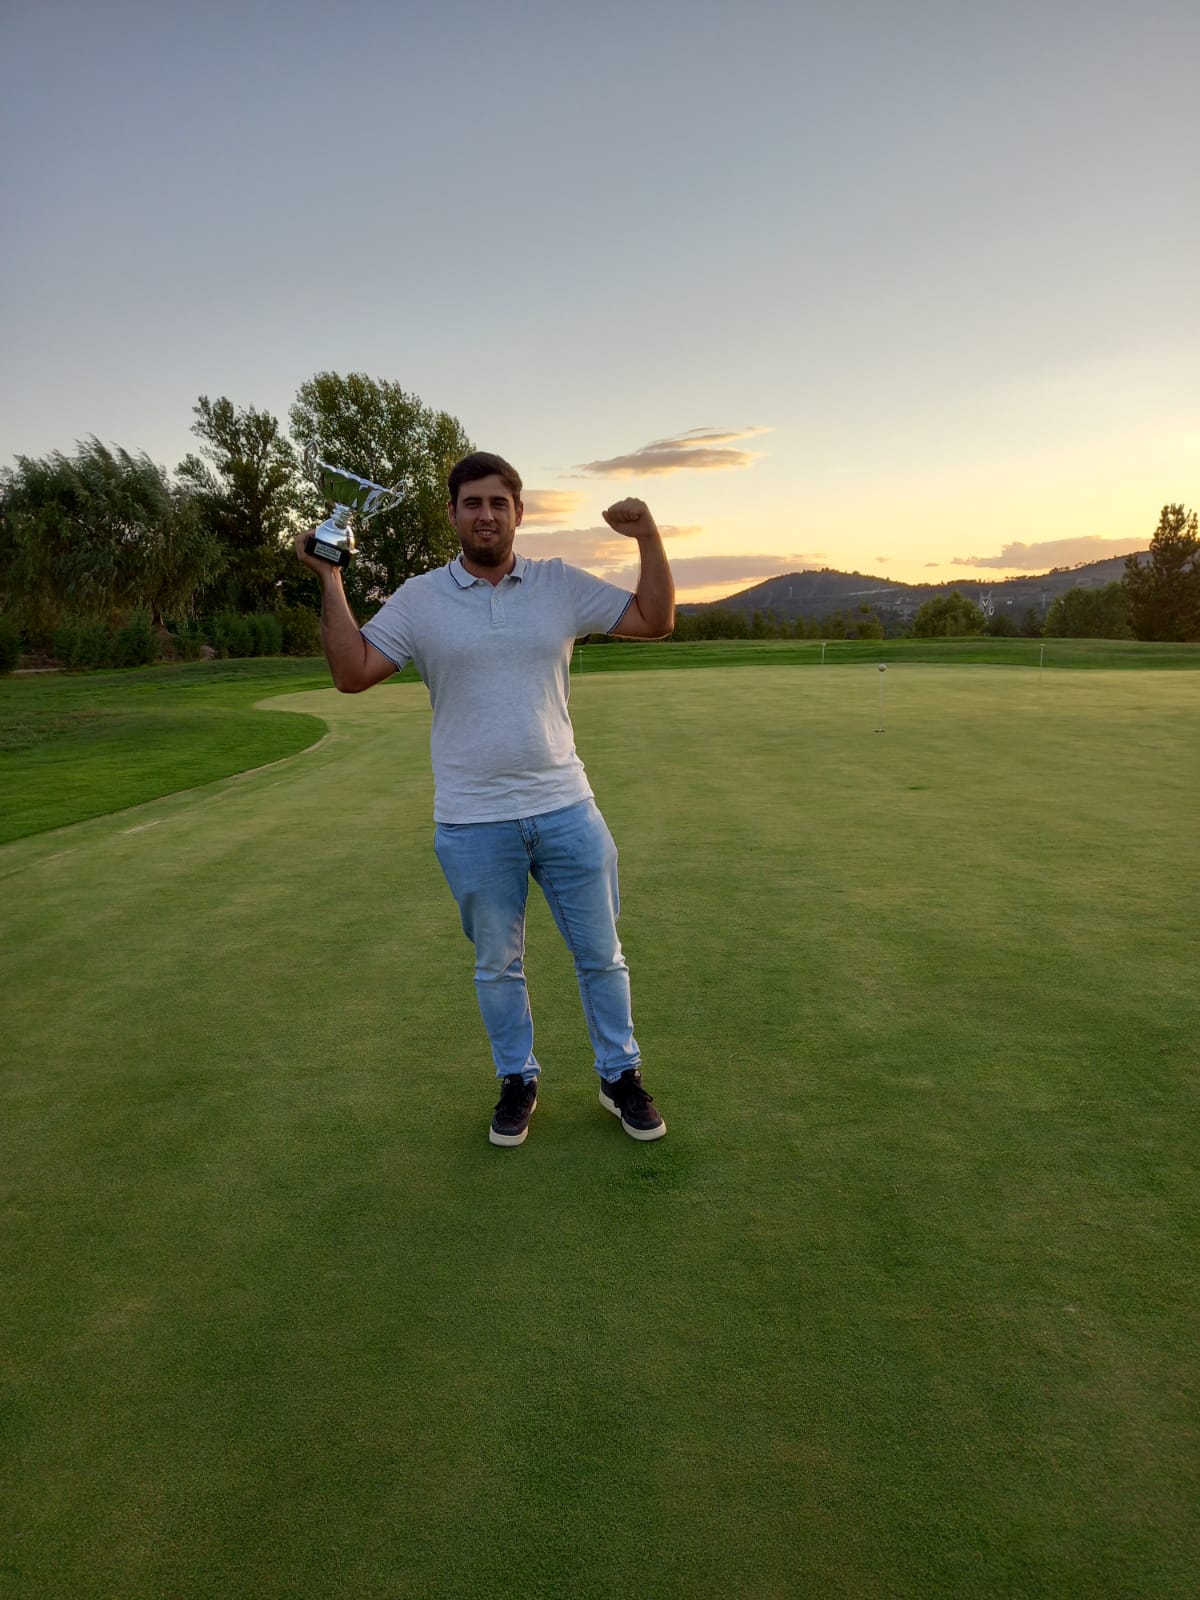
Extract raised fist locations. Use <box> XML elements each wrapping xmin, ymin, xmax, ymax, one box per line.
<box><xmin>601</xmin><ymin>498</ymin><xmax>659</xmax><ymax>539</ymax></box>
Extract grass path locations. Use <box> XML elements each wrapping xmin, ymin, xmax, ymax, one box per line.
<box><xmin>2</xmin><ymin>666</ymin><xmax>1198</xmax><ymax>1597</ymax></box>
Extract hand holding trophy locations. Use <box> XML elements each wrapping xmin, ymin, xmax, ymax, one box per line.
<box><xmin>303</xmin><ymin>440</ymin><xmax>407</xmax><ymax>569</ymax></box>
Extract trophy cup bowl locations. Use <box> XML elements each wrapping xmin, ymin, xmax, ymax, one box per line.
<box><xmin>303</xmin><ymin>440</ymin><xmax>406</xmax><ymax>568</ymax></box>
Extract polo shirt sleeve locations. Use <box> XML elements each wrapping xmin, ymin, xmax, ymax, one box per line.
<box><xmin>562</xmin><ymin>562</ymin><xmax>634</xmax><ymax>636</ymax></box>
<box><xmin>361</xmin><ymin>584</ymin><xmax>414</xmax><ymax>671</ymax></box>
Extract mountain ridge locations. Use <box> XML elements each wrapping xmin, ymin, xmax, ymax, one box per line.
<box><xmin>684</xmin><ymin>552</ymin><xmax>1146</xmax><ymax>623</ymax></box>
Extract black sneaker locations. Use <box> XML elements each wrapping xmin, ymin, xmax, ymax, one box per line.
<box><xmin>490</xmin><ymin>1074</ymin><xmax>537</xmax><ymax>1147</ymax></box>
<box><xmin>599</xmin><ymin>1068</ymin><xmax>666</xmax><ymax>1141</ymax></box>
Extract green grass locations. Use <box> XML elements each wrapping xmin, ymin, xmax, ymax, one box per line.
<box><xmin>573</xmin><ymin>634</ymin><xmax>1200</xmax><ymax>672</ymax></box>
<box><xmin>0</xmin><ymin>659</ymin><xmax>333</xmax><ymax>843</ymax></box>
<box><xmin>2</xmin><ymin>664</ymin><xmax>1197</xmax><ymax>1598</ymax></box>
<box><xmin>3</xmin><ymin>639</ymin><xmax>1197</xmax><ymax>844</ymax></box>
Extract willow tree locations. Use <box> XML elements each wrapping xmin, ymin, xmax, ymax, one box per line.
<box><xmin>0</xmin><ymin>438</ymin><xmax>223</xmax><ymax>636</ymax></box>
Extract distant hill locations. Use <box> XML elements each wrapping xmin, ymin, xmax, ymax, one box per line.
<box><xmin>683</xmin><ymin>553</ymin><xmax>1145</xmax><ymax>627</ymax></box>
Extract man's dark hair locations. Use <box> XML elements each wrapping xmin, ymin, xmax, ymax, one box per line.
<box><xmin>448</xmin><ymin>452</ymin><xmax>523</xmax><ymax>507</ymax></box>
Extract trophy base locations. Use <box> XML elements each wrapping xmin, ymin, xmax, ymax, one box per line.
<box><xmin>305</xmin><ymin>533</ymin><xmax>353</xmax><ymax>569</ymax></box>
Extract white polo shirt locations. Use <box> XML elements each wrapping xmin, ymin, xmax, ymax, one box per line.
<box><xmin>361</xmin><ymin>553</ymin><xmax>633</xmax><ymax>823</ymax></box>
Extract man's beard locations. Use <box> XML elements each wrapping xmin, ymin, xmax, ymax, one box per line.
<box><xmin>462</xmin><ymin>532</ymin><xmax>514</xmax><ymax>566</ymax></box>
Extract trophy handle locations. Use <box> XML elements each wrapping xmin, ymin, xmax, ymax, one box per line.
<box><xmin>363</xmin><ymin>484</ymin><xmax>406</xmax><ymax>517</ymax></box>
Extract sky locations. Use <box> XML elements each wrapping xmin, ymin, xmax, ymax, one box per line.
<box><xmin>2</xmin><ymin>0</ymin><xmax>1197</xmax><ymax>602</ymax></box>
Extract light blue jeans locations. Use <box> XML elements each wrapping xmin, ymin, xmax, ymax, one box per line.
<box><xmin>433</xmin><ymin>798</ymin><xmax>641</xmax><ymax>1082</ymax></box>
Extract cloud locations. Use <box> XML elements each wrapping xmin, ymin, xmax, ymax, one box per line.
<box><xmin>517</xmin><ymin>523</ymin><xmax>701</xmax><ymax>567</ymax></box>
<box><xmin>875</xmin><ymin>556</ymin><xmax>889</xmax><ymax>565</ymax></box>
<box><xmin>520</xmin><ymin>489</ymin><xmax>585</xmax><ymax>525</ymax></box>
<box><xmin>574</xmin><ymin>425</ymin><xmax>771</xmax><ymax>478</ymax></box>
<box><xmin>665</xmin><ymin>427</ymin><xmax>771</xmax><ymax>446</ymax></box>
<box><xmin>951</xmin><ymin>536</ymin><xmax>1146</xmax><ymax>570</ymax></box>
<box><xmin>514</xmin><ymin>528</ymin><xmax>809</xmax><ymax>596</ymax></box>
<box><xmin>517</xmin><ymin>528</ymin><xmax>627</xmax><ymax>567</ymax></box>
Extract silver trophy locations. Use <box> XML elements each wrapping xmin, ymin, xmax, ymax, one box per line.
<box><xmin>303</xmin><ymin>440</ymin><xmax>406</xmax><ymax>568</ymax></box>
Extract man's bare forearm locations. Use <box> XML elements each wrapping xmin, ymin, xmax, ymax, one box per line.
<box><xmin>630</xmin><ymin>529</ymin><xmax>675</xmax><ymax>637</ymax></box>
<box><xmin>293</xmin><ymin>526</ymin><xmax>393</xmax><ymax>693</ymax></box>
<box><xmin>601</xmin><ymin>499</ymin><xmax>676</xmax><ymax>639</ymax></box>
<box><xmin>318</xmin><ymin>570</ymin><xmax>377</xmax><ymax>692</ymax></box>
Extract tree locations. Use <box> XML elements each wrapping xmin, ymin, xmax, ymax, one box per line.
<box><xmin>1123</xmin><ymin>504</ymin><xmax>1200</xmax><ymax>641</ymax></box>
<box><xmin>289</xmin><ymin>373</ymin><xmax>473</xmax><ymax>613</ymax></box>
<box><xmin>911</xmin><ymin>591</ymin><xmax>987</xmax><ymax>638</ymax></box>
<box><xmin>1043</xmin><ymin>582</ymin><xmax>1132</xmax><ymax>639</ymax></box>
<box><xmin>670</xmin><ymin>607</ymin><xmax>749</xmax><ymax>640</ymax></box>
<box><xmin>0</xmin><ymin>438</ymin><xmax>223</xmax><ymax>637</ymax></box>
<box><xmin>177</xmin><ymin>396</ymin><xmax>302</xmax><ymax>611</ymax></box>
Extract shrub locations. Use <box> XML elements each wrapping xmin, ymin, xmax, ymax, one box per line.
<box><xmin>1020</xmin><ymin>608</ymin><xmax>1045</xmax><ymax>637</ymax></box>
<box><xmin>276</xmin><ymin>603</ymin><xmax>321</xmax><ymax>655</ymax></box>
<box><xmin>1043</xmin><ymin>583</ymin><xmax>1133</xmax><ymax>640</ymax></box>
<box><xmin>169</xmin><ymin>618</ymin><xmax>206</xmax><ymax>661</ymax></box>
<box><xmin>985</xmin><ymin>613</ymin><xmax>1020</xmax><ymax>637</ymax></box>
<box><xmin>208</xmin><ymin>611</ymin><xmax>255</xmax><ymax>658</ymax></box>
<box><xmin>0</xmin><ymin>616</ymin><xmax>20</xmax><ymax>673</ymax></box>
<box><xmin>53</xmin><ymin>621</ymin><xmax>113</xmax><ymax>669</ymax></box>
<box><xmin>247</xmin><ymin>612</ymin><xmax>284</xmax><ymax>656</ymax></box>
<box><xmin>112</xmin><ymin>608</ymin><xmax>157</xmax><ymax>668</ymax></box>
<box><xmin>912</xmin><ymin>592</ymin><xmax>987</xmax><ymax>638</ymax></box>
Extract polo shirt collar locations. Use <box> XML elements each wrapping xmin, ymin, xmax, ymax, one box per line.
<box><xmin>449</xmin><ymin>552</ymin><xmax>528</xmax><ymax>588</ymax></box>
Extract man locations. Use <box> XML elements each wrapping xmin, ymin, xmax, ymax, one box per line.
<box><xmin>295</xmin><ymin>451</ymin><xmax>675</xmax><ymax>1147</ymax></box>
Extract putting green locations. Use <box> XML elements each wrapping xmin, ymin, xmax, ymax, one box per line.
<box><xmin>2</xmin><ymin>666</ymin><xmax>1197</xmax><ymax>1599</ymax></box>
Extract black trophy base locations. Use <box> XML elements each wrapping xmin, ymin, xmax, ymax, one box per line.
<box><xmin>305</xmin><ymin>533</ymin><xmax>353</xmax><ymax>569</ymax></box>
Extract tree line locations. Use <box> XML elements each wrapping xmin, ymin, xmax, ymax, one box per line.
<box><xmin>667</xmin><ymin>506</ymin><xmax>1198</xmax><ymax>646</ymax></box>
<box><xmin>0</xmin><ymin>372</ymin><xmax>471</xmax><ymax>670</ymax></box>
<box><xmin>2</xmin><ymin>372</ymin><xmax>1197</xmax><ymax>674</ymax></box>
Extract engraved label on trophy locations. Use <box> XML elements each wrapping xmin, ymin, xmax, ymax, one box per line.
<box><xmin>303</xmin><ymin>441</ymin><xmax>406</xmax><ymax>569</ymax></box>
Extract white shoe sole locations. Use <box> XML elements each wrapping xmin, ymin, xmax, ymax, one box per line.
<box><xmin>599</xmin><ymin>1087</ymin><xmax>667</xmax><ymax>1141</ymax></box>
<box><xmin>489</xmin><ymin>1093</ymin><xmax>536</xmax><ymax>1146</ymax></box>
